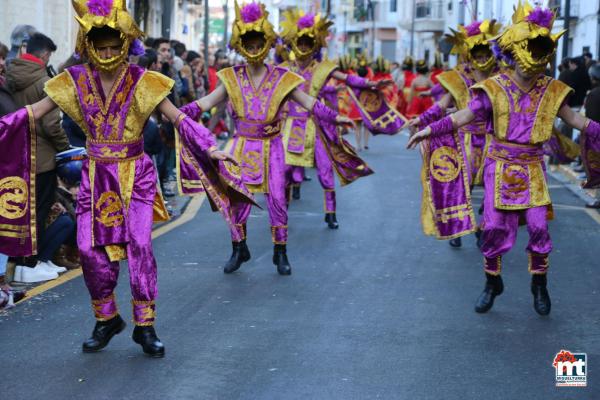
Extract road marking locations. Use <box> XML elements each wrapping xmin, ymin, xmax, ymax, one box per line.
<box><xmin>14</xmin><ymin>194</ymin><xmax>206</xmax><ymax>305</ymax></box>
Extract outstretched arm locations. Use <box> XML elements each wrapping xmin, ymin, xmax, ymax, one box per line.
<box><xmin>196</xmin><ymin>84</ymin><xmax>228</xmax><ymax>113</ymax></box>
<box><xmin>408</xmin><ymin>92</ymin><xmax>454</xmax><ymax>130</ymax></box>
<box><xmin>31</xmin><ymin>97</ymin><xmax>58</xmax><ymax>121</ymax></box>
<box><xmin>332</xmin><ymin>70</ymin><xmax>391</xmax><ymax>89</ymax></box>
<box><xmin>558</xmin><ymin>104</ymin><xmax>589</xmax><ymax>131</ymax></box>
<box><xmin>406</xmin><ymin>107</ymin><xmax>476</xmax><ymax>149</ymax></box>
<box><xmin>290</xmin><ymin>88</ymin><xmax>355</xmax><ymax>127</ymax></box>
<box><xmin>158</xmin><ymin>97</ymin><xmax>237</xmax><ymax>164</ymax></box>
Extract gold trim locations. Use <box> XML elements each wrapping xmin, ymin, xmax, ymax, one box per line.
<box><xmin>26</xmin><ymin>106</ymin><xmax>37</xmax><ymax>254</ymax></box>
<box><xmin>266</xmin><ymin>70</ymin><xmax>304</xmax><ymax>122</ymax></box>
<box><xmin>473</xmin><ymin>78</ymin><xmax>509</xmax><ymax>141</ymax></box>
<box><xmin>437</xmin><ymin>70</ymin><xmax>470</xmax><ymax>110</ymax></box>
<box><xmin>530</xmin><ymin>79</ymin><xmax>573</xmax><ymax>144</ymax></box>
<box><xmin>217</xmin><ymin>67</ymin><xmax>245</xmax><ymax>118</ymax></box>
<box><xmin>85</xmin><ymin>64</ymin><xmax>128</xmax><ymax>116</ymax></box>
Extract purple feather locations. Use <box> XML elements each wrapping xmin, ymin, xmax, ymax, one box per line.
<box><xmin>490</xmin><ymin>40</ymin><xmax>514</xmax><ymax>66</ymax></box>
<box><xmin>526</xmin><ymin>8</ymin><xmax>554</xmax><ymax>29</ymax></box>
<box><xmin>129</xmin><ymin>39</ymin><xmax>145</xmax><ymax>56</ymax></box>
<box><xmin>240</xmin><ymin>3</ymin><xmax>262</xmax><ymax>23</ymax></box>
<box><xmin>298</xmin><ymin>14</ymin><xmax>315</xmax><ymax>29</ymax></box>
<box><xmin>87</xmin><ymin>0</ymin><xmax>113</xmax><ymax>17</ymax></box>
<box><xmin>465</xmin><ymin>21</ymin><xmax>482</xmax><ymax>37</ymax></box>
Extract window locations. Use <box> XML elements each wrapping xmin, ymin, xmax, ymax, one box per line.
<box><xmin>391</xmin><ymin>0</ymin><xmax>397</xmax><ymax>12</ymax></box>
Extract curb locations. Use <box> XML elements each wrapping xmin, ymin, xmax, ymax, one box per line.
<box><xmin>548</xmin><ymin>164</ymin><xmax>598</xmax><ymax>205</ymax></box>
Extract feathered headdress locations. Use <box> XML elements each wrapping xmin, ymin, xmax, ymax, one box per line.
<box><xmin>72</xmin><ymin>0</ymin><xmax>143</xmax><ymax>71</ymax></box>
<box><xmin>280</xmin><ymin>9</ymin><xmax>333</xmax><ymax>60</ymax></box>
<box><xmin>495</xmin><ymin>0</ymin><xmax>564</xmax><ymax>74</ymax></box>
<box><xmin>229</xmin><ymin>1</ymin><xmax>277</xmax><ymax>63</ymax></box>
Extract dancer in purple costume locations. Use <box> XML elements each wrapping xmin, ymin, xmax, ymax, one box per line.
<box><xmin>408</xmin><ymin>1</ymin><xmax>600</xmax><ymax>316</ymax></box>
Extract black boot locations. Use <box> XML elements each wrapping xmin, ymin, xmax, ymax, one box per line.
<box><xmin>292</xmin><ymin>185</ymin><xmax>301</xmax><ymax>200</ymax></box>
<box><xmin>223</xmin><ymin>240</ymin><xmax>251</xmax><ymax>274</ymax></box>
<box><xmin>132</xmin><ymin>325</ymin><xmax>165</xmax><ymax>357</ymax></box>
<box><xmin>474</xmin><ymin>273</ymin><xmax>504</xmax><ymax>313</ymax></box>
<box><xmin>531</xmin><ymin>274</ymin><xmax>551</xmax><ymax>316</ymax></box>
<box><xmin>449</xmin><ymin>237</ymin><xmax>462</xmax><ymax>248</ymax></box>
<box><xmin>325</xmin><ymin>213</ymin><xmax>339</xmax><ymax>229</ymax></box>
<box><xmin>273</xmin><ymin>244</ymin><xmax>292</xmax><ymax>275</ymax></box>
<box><xmin>82</xmin><ymin>314</ymin><xmax>126</xmax><ymax>353</ymax></box>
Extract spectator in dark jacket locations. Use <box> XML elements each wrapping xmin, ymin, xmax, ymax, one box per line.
<box><xmin>584</xmin><ymin>63</ymin><xmax>600</xmax><ymax>209</ymax></box>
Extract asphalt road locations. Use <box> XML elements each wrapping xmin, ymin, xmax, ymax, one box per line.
<box><xmin>1</xmin><ymin>133</ymin><xmax>599</xmax><ymax>400</ymax></box>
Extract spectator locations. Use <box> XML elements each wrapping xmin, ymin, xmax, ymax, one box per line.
<box><xmin>0</xmin><ymin>42</ymin><xmax>8</xmax><ymax>87</ymax></box>
<box><xmin>0</xmin><ymin>253</ymin><xmax>26</xmax><ymax>309</ymax></box>
<box><xmin>567</xmin><ymin>56</ymin><xmax>591</xmax><ymax>108</ymax></box>
<box><xmin>7</xmin><ymin>32</ymin><xmax>69</xmax><ymax>282</ymax></box>
<box><xmin>584</xmin><ymin>63</ymin><xmax>600</xmax><ymax>209</ymax></box>
<box><xmin>186</xmin><ymin>51</ymin><xmax>207</xmax><ymax>99</ymax></box>
<box><xmin>583</xmin><ymin>52</ymin><xmax>595</xmax><ymax>69</ymax></box>
<box><xmin>138</xmin><ymin>48</ymin><xmax>159</xmax><ymax>71</ymax></box>
<box><xmin>6</xmin><ymin>25</ymin><xmax>37</xmax><ymax>66</ymax></box>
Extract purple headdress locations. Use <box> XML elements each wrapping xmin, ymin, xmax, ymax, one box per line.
<box><xmin>240</xmin><ymin>3</ymin><xmax>262</xmax><ymax>23</ymax></box>
<box><xmin>465</xmin><ymin>21</ymin><xmax>482</xmax><ymax>37</ymax></box>
<box><xmin>87</xmin><ymin>0</ymin><xmax>112</xmax><ymax>17</ymax></box>
<box><xmin>526</xmin><ymin>8</ymin><xmax>554</xmax><ymax>29</ymax></box>
<box><xmin>129</xmin><ymin>38</ymin><xmax>145</xmax><ymax>56</ymax></box>
<box><xmin>298</xmin><ymin>13</ymin><xmax>315</xmax><ymax>29</ymax></box>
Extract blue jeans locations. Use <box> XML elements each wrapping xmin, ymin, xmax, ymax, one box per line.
<box><xmin>38</xmin><ymin>214</ymin><xmax>76</xmax><ymax>262</ymax></box>
<box><xmin>0</xmin><ymin>253</ymin><xmax>7</xmax><ymax>277</ymax></box>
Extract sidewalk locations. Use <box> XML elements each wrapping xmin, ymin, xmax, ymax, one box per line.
<box><xmin>548</xmin><ymin>162</ymin><xmax>599</xmax><ymax>207</ymax></box>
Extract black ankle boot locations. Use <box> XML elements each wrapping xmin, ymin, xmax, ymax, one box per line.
<box><xmin>531</xmin><ymin>274</ymin><xmax>551</xmax><ymax>316</ymax></box>
<box><xmin>223</xmin><ymin>240</ymin><xmax>251</xmax><ymax>274</ymax></box>
<box><xmin>132</xmin><ymin>325</ymin><xmax>165</xmax><ymax>357</ymax></box>
<box><xmin>475</xmin><ymin>230</ymin><xmax>483</xmax><ymax>248</ymax></box>
<box><xmin>273</xmin><ymin>244</ymin><xmax>292</xmax><ymax>275</ymax></box>
<box><xmin>292</xmin><ymin>186</ymin><xmax>301</xmax><ymax>200</ymax></box>
<box><xmin>449</xmin><ymin>237</ymin><xmax>462</xmax><ymax>247</ymax></box>
<box><xmin>475</xmin><ymin>273</ymin><xmax>504</xmax><ymax>313</ymax></box>
<box><xmin>325</xmin><ymin>213</ymin><xmax>339</xmax><ymax>229</ymax></box>
<box><xmin>82</xmin><ymin>314</ymin><xmax>126</xmax><ymax>353</ymax></box>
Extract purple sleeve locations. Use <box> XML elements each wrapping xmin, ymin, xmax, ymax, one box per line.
<box><xmin>345</xmin><ymin>75</ymin><xmax>371</xmax><ymax>89</ymax></box>
<box><xmin>312</xmin><ymin>101</ymin><xmax>338</xmax><ymax>124</ymax></box>
<box><xmin>179</xmin><ymin>101</ymin><xmax>203</xmax><ymax>121</ymax></box>
<box><xmin>431</xmin><ymin>84</ymin><xmax>445</xmax><ymax>102</ymax></box>
<box><xmin>468</xmin><ymin>89</ymin><xmax>493</xmax><ymax>122</ymax></box>
<box><xmin>418</xmin><ymin>103</ymin><xmax>443</xmax><ymax>129</ymax></box>
<box><xmin>177</xmin><ymin>115</ymin><xmax>216</xmax><ymax>152</ymax></box>
<box><xmin>428</xmin><ymin>115</ymin><xmax>454</xmax><ymax>137</ymax></box>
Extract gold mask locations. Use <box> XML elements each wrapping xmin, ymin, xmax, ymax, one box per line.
<box><xmin>86</xmin><ymin>35</ymin><xmax>131</xmax><ymax>73</ymax></box>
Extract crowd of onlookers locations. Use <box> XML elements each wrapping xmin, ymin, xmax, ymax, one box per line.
<box><xmin>556</xmin><ymin>53</ymin><xmax>600</xmax><ymax>208</ymax></box>
<box><xmin>0</xmin><ymin>24</ymin><xmax>235</xmax><ymax>309</ymax></box>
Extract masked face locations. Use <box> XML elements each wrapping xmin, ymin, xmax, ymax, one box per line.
<box><xmin>469</xmin><ymin>44</ymin><xmax>495</xmax><ymax>72</ymax></box>
<box><xmin>86</xmin><ymin>32</ymin><xmax>129</xmax><ymax>73</ymax></box>
<box><xmin>512</xmin><ymin>36</ymin><xmax>555</xmax><ymax>76</ymax></box>
<box><xmin>239</xmin><ymin>31</ymin><xmax>270</xmax><ymax>64</ymax></box>
<box><xmin>293</xmin><ymin>35</ymin><xmax>316</xmax><ymax>60</ymax></box>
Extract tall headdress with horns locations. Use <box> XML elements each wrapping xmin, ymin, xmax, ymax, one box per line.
<box><xmin>280</xmin><ymin>9</ymin><xmax>333</xmax><ymax>61</ymax></box>
<box><xmin>229</xmin><ymin>1</ymin><xmax>277</xmax><ymax>64</ymax></box>
<box><xmin>495</xmin><ymin>0</ymin><xmax>564</xmax><ymax>75</ymax></box>
<box><xmin>72</xmin><ymin>0</ymin><xmax>143</xmax><ymax>72</ymax></box>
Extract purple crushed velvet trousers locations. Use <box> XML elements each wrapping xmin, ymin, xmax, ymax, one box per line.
<box><xmin>480</xmin><ymin>159</ymin><xmax>552</xmax><ymax>275</ymax></box>
<box><xmin>286</xmin><ymin>133</ymin><xmax>336</xmax><ymax>213</ymax></box>
<box><xmin>77</xmin><ymin>155</ymin><xmax>158</xmax><ymax>326</ymax></box>
<box><xmin>230</xmin><ymin>136</ymin><xmax>288</xmax><ymax>244</ymax></box>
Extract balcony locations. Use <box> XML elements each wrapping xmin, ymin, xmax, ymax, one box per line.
<box><xmin>399</xmin><ymin>1</ymin><xmax>445</xmax><ymax>33</ymax></box>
